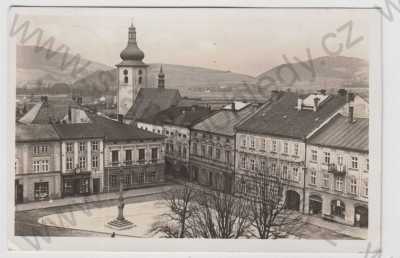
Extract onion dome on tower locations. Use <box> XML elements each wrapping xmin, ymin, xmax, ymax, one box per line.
<box><xmin>118</xmin><ymin>22</ymin><xmax>147</xmax><ymax>66</ymax></box>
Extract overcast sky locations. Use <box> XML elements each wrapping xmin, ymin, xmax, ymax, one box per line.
<box><xmin>12</xmin><ymin>8</ymin><xmax>373</xmax><ymax>76</ymax></box>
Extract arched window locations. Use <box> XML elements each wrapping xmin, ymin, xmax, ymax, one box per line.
<box><xmin>138</xmin><ymin>77</ymin><xmax>142</xmax><ymax>84</ymax></box>
<box><xmin>138</xmin><ymin>70</ymin><xmax>142</xmax><ymax>75</ymax></box>
<box><xmin>123</xmin><ymin>69</ymin><xmax>128</xmax><ymax>83</ymax></box>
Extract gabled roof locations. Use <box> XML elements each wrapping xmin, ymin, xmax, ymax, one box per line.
<box><xmin>18</xmin><ymin>99</ymin><xmax>81</xmax><ymax>124</ymax></box>
<box><xmin>125</xmin><ymin>88</ymin><xmax>181</xmax><ymax>120</ymax></box>
<box><xmin>192</xmin><ymin>105</ymin><xmax>258</xmax><ymax>136</ymax></box>
<box><xmin>309</xmin><ymin>114</ymin><xmax>368</xmax><ymax>153</ymax></box>
<box><xmin>139</xmin><ymin>105</ymin><xmax>215</xmax><ymax>128</ymax></box>
<box><xmin>16</xmin><ymin>123</ymin><xmax>60</xmax><ymax>142</ymax></box>
<box><xmin>237</xmin><ymin>92</ymin><xmax>347</xmax><ymax>139</ymax></box>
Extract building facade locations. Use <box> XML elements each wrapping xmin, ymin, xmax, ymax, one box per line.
<box><xmin>305</xmin><ymin>113</ymin><xmax>369</xmax><ymax>227</ymax></box>
<box><xmin>15</xmin><ymin>124</ymin><xmax>62</xmax><ymax>203</ymax></box>
<box><xmin>235</xmin><ymin>91</ymin><xmax>348</xmax><ymax>211</ymax></box>
<box><xmin>190</xmin><ymin>103</ymin><xmax>258</xmax><ymax>192</ymax></box>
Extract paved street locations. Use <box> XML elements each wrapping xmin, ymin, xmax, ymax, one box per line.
<box><xmin>14</xmin><ymin>184</ymin><xmax>361</xmax><ymax>240</ymax></box>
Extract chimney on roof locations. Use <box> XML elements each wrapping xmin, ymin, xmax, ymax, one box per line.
<box><xmin>348</xmin><ymin>106</ymin><xmax>354</xmax><ymax>123</ymax></box>
<box><xmin>320</xmin><ymin>89</ymin><xmax>327</xmax><ymax>95</ymax></box>
<box><xmin>338</xmin><ymin>88</ymin><xmax>347</xmax><ymax>96</ymax></box>
<box><xmin>313</xmin><ymin>97</ymin><xmax>320</xmax><ymax>112</ymax></box>
<box><xmin>347</xmin><ymin>92</ymin><xmax>355</xmax><ymax>123</ymax></box>
<box><xmin>297</xmin><ymin>98</ymin><xmax>303</xmax><ymax>111</ymax></box>
<box><xmin>231</xmin><ymin>102</ymin><xmax>236</xmax><ymax>111</ymax></box>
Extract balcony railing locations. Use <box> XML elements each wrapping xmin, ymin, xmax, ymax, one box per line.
<box><xmin>105</xmin><ymin>160</ymin><xmax>162</xmax><ymax>168</ymax></box>
<box><xmin>327</xmin><ymin>163</ymin><xmax>346</xmax><ymax>176</ymax></box>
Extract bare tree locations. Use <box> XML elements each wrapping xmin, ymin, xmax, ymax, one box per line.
<box><xmin>150</xmin><ymin>182</ymin><xmax>197</xmax><ymax>238</ymax></box>
<box><xmin>247</xmin><ymin>165</ymin><xmax>304</xmax><ymax>239</ymax></box>
<box><xmin>188</xmin><ymin>188</ymin><xmax>252</xmax><ymax>239</ymax></box>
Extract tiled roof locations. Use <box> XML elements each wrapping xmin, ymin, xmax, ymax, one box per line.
<box><xmin>139</xmin><ymin>106</ymin><xmax>214</xmax><ymax>127</ymax></box>
<box><xmin>53</xmin><ymin>113</ymin><xmax>164</xmax><ymax>141</ymax></box>
<box><xmin>89</xmin><ymin>114</ymin><xmax>164</xmax><ymax>141</ymax></box>
<box><xmin>16</xmin><ymin>123</ymin><xmax>59</xmax><ymax>142</ymax></box>
<box><xmin>53</xmin><ymin>122</ymin><xmax>104</xmax><ymax>140</ymax></box>
<box><xmin>192</xmin><ymin>105</ymin><xmax>258</xmax><ymax>136</ymax></box>
<box><xmin>237</xmin><ymin>92</ymin><xmax>347</xmax><ymax>139</ymax></box>
<box><xmin>125</xmin><ymin>88</ymin><xmax>181</xmax><ymax>120</ymax></box>
<box><xmin>309</xmin><ymin>114</ymin><xmax>368</xmax><ymax>153</ymax></box>
<box><xmin>18</xmin><ymin>99</ymin><xmax>81</xmax><ymax>124</ymax></box>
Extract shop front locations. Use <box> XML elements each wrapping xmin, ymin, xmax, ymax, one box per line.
<box><xmin>62</xmin><ymin>171</ymin><xmax>91</xmax><ymax>197</ymax></box>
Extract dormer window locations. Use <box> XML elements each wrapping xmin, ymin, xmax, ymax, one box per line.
<box><xmin>123</xmin><ymin>69</ymin><xmax>128</xmax><ymax>83</ymax></box>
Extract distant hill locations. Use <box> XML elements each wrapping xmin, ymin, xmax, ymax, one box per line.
<box><xmin>16</xmin><ymin>45</ymin><xmax>112</xmax><ymax>89</ymax></box>
<box><xmin>256</xmin><ymin>56</ymin><xmax>369</xmax><ymax>91</ymax></box>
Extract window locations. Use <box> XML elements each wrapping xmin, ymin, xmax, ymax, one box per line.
<box><xmin>178</xmin><ymin>145</ymin><xmax>182</xmax><ymax>157</ymax></box>
<box><xmin>366</xmin><ymin>158</ymin><xmax>369</xmax><ymax>171</ymax></box>
<box><xmin>272</xmin><ymin>140</ymin><xmax>277</xmax><ymax>152</ymax></box>
<box><xmin>282</xmin><ymin>166</ymin><xmax>288</xmax><ymax>179</ymax></box>
<box><xmin>311</xmin><ymin>170</ymin><xmax>316</xmax><ymax>185</ymax></box>
<box><xmin>33</xmin><ymin>160</ymin><xmax>40</xmax><ymax>172</ymax></box>
<box><xmin>125</xmin><ymin>150</ymin><xmax>132</xmax><ymax>164</ymax></box>
<box><xmin>91</xmin><ymin>141</ymin><xmax>98</xmax><ymax>151</ymax></box>
<box><xmin>260</xmin><ymin>138</ymin><xmax>266</xmax><ymax>151</ymax></box>
<box><xmin>34</xmin><ymin>182</ymin><xmax>49</xmax><ymax>200</ymax></box>
<box><xmin>66</xmin><ymin>143</ymin><xmax>73</xmax><ymax>153</ymax></box>
<box><xmin>79</xmin><ymin>179</ymin><xmax>89</xmax><ymax>193</ymax></box>
<box><xmin>335</xmin><ymin>177</ymin><xmax>344</xmax><ymax>191</ymax></box>
<box><xmin>363</xmin><ymin>180</ymin><xmax>368</xmax><ymax>196</ymax></box>
<box><xmin>208</xmin><ymin>146</ymin><xmax>213</xmax><ymax>158</ymax></box>
<box><xmin>294</xmin><ymin>143</ymin><xmax>299</xmax><ymax>156</ymax></box>
<box><xmin>33</xmin><ymin>146</ymin><xmax>40</xmax><ymax>155</ymax></box>
<box><xmin>337</xmin><ymin>155</ymin><xmax>343</xmax><ymax>165</ymax></box>
<box><xmin>250</xmin><ymin>137</ymin><xmax>255</xmax><ymax>149</ymax></box>
<box><xmin>311</xmin><ymin>150</ymin><xmax>318</xmax><ymax>161</ymax></box>
<box><xmin>123</xmin><ymin>69</ymin><xmax>128</xmax><ymax>83</ymax></box>
<box><xmin>182</xmin><ymin>147</ymin><xmax>187</xmax><ymax>159</ymax></box>
<box><xmin>241</xmin><ymin>136</ymin><xmax>246</xmax><ymax>147</ymax></box>
<box><xmin>63</xmin><ymin>181</ymin><xmax>73</xmax><ymax>195</ymax></box>
<box><xmin>250</xmin><ymin>159</ymin><xmax>255</xmax><ymax>171</ymax></box>
<box><xmin>283</xmin><ymin>142</ymin><xmax>289</xmax><ymax>154</ymax></box>
<box><xmin>41</xmin><ymin>145</ymin><xmax>48</xmax><ymax>153</ymax></box>
<box><xmin>192</xmin><ymin>143</ymin><xmax>198</xmax><ymax>155</ymax></box>
<box><xmin>79</xmin><ymin>142</ymin><xmax>86</xmax><ymax>152</ymax></box>
<box><xmin>138</xmin><ymin>149</ymin><xmax>145</xmax><ymax>163</ymax></box>
<box><xmin>241</xmin><ymin>155</ymin><xmax>246</xmax><ymax>169</ymax></box>
<box><xmin>324</xmin><ymin>152</ymin><xmax>331</xmax><ymax>164</ymax></box>
<box><xmin>225</xmin><ymin>151</ymin><xmax>230</xmax><ymax>164</ymax></box>
<box><xmin>92</xmin><ymin>155</ymin><xmax>98</xmax><ymax>169</ymax></box>
<box><xmin>66</xmin><ymin>157</ymin><xmax>73</xmax><ymax>170</ymax></box>
<box><xmin>260</xmin><ymin>160</ymin><xmax>266</xmax><ymax>172</ymax></box>
<box><xmin>201</xmin><ymin>145</ymin><xmax>206</xmax><ymax>157</ymax></box>
<box><xmin>79</xmin><ymin>156</ymin><xmax>86</xmax><ymax>169</ymax></box>
<box><xmin>138</xmin><ymin>172</ymin><xmax>145</xmax><ymax>184</ymax></box>
<box><xmin>292</xmin><ymin>167</ymin><xmax>299</xmax><ymax>182</ymax></box>
<box><xmin>138</xmin><ymin>77</ymin><xmax>142</xmax><ymax>84</ymax></box>
<box><xmin>323</xmin><ymin>174</ymin><xmax>329</xmax><ymax>187</ymax></box>
<box><xmin>124</xmin><ymin>174</ymin><xmax>132</xmax><ymax>186</ymax></box>
<box><xmin>271</xmin><ymin>163</ymin><xmax>277</xmax><ymax>175</ymax></box>
<box><xmin>110</xmin><ymin>175</ymin><xmax>118</xmax><ymax>187</ymax></box>
<box><xmin>350</xmin><ymin>178</ymin><xmax>357</xmax><ymax>194</ymax></box>
<box><xmin>138</xmin><ymin>69</ymin><xmax>142</xmax><ymax>75</ymax></box>
<box><xmin>147</xmin><ymin>171</ymin><xmax>156</xmax><ymax>183</ymax></box>
<box><xmin>352</xmin><ymin>156</ymin><xmax>358</xmax><ymax>169</ymax></box>
<box><xmin>111</xmin><ymin>150</ymin><xmax>119</xmax><ymax>165</ymax></box>
<box><xmin>41</xmin><ymin>160</ymin><xmax>49</xmax><ymax>172</ymax></box>
<box><xmin>151</xmin><ymin>148</ymin><xmax>158</xmax><ymax>162</ymax></box>
<box><xmin>216</xmin><ymin>148</ymin><xmax>221</xmax><ymax>160</ymax></box>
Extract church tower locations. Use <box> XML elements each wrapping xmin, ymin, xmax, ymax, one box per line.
<box><xmin>116</xmin><ymin>22</ymin><xmax>148</xmax><ymax>116</ymax></box>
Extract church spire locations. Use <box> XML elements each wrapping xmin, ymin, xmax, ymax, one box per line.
<box><xmin>158</xmin><ymin>65</ymin><xmax>165</xmax><ymax>89</ymax></box>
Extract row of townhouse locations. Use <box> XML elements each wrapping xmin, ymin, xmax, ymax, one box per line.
<box><xmin>234</xmin><ymin>90</ymin><xmax>369</xmax><ymax>227</ymax></box>
<box><xmin>15</xmin><ymin>114</ymin><xmax>165</xmax><ymax>203</ymax></box>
